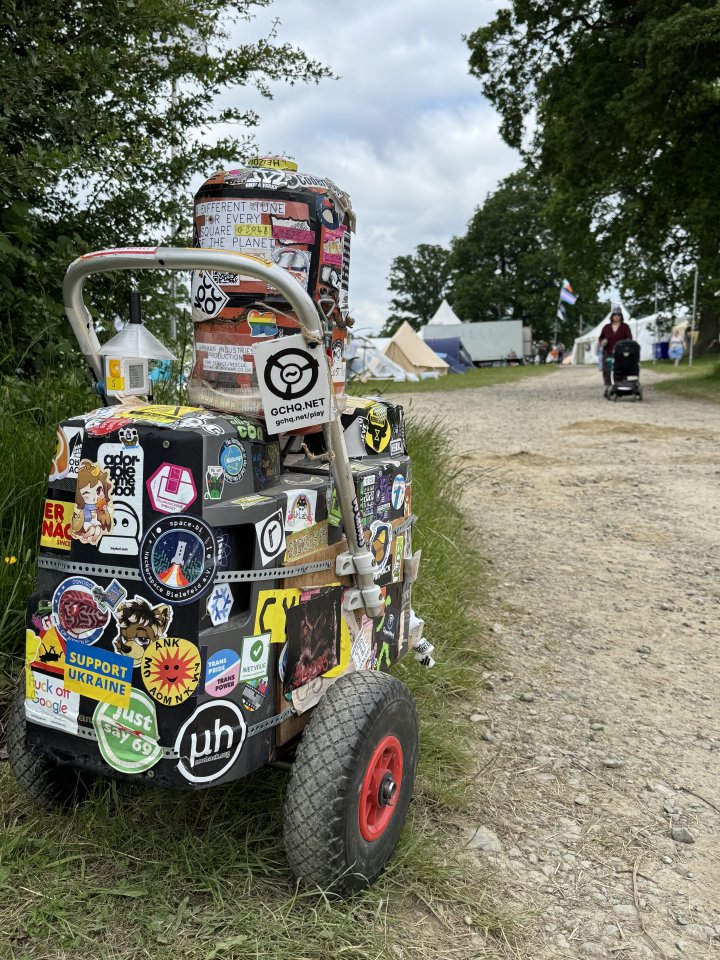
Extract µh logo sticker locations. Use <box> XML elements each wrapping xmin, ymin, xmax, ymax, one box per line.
<box><xmin>175</xmin><ymin>700</ymin><xmax>246</xmax><ymax>783</ymax></box>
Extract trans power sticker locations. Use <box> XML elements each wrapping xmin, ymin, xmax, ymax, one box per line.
<box><xmin>204</xmin><ymin>649</ymin><xmax>241</xmax><ymax>698</ymax></box>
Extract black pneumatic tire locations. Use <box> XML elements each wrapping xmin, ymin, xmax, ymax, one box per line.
<box><xmin>5</xmin><ymin>684</ymin><xmax>93</xmax><ymax>809</ymax></box>
<box><xmin>283</xmin><ymin>671</ymin><xmax>419</xmax><ymax>895</ymax></box>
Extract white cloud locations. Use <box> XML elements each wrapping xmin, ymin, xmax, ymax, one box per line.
<box><xmin>203</xmin><ymin>0</ymin><xmax>520</xmax><ymax>332</ymax></box>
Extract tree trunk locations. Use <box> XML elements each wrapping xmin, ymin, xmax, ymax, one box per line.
<box><xmin>696</xmin><ymin>309</ymin><xmax>720</xmax><ymax>353</ymax></box>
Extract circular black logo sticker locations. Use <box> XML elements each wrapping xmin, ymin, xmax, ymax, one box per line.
<box><xmin>140</xmin><ymin>515</ymin><xmax>217</xmax><ymax>605</ymax></box>
<box><xmin>260</xmin><ymin>514</ymin><xmax>283</xmax><ymax>556</ymax></box>
<box><xmin>263</xmin><ymin>347</ymin><xmax>319</xmax><ymax>400</ymax></box>
<box><xmin>175</xmin><ymin>700</ymin><xmax>246</xmax><ymax>783</ymax></box>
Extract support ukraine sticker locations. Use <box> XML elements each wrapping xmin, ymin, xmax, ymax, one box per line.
<box><xmin>65</xmin><ymin>639</ymin><xmax>133</xmax><ymax>708</ymax></box>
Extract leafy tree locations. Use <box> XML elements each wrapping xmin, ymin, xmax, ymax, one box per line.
<box><xmin>450</xmin><ymin>168</ymin><xmax>603</xmax><ymax>341</ymax></box>
<box><xmin>466</xmin><ymin>1</ymin><xmax>720</xmax><ymax>349</ymax></box>
<box><xmin>381</xmin><ymin>243</ymin><xmax>452</xmax><ymax>335</ymax></box>
<box><xmin>0</xmin><ymin>0</ymin><xmax>330</xmax><ymax>375</ymax></box>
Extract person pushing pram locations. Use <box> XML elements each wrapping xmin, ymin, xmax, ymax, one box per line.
<box><xmin>598</xmin><ymin>306</ymin><xmax>632</xmax><ymax>398</ymax></box>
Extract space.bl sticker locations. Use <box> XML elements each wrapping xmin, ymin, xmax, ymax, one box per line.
<box><xmin>140</xmin><ymin>515</ymin><xmax>217</xmax><ymax>605</ymax></box>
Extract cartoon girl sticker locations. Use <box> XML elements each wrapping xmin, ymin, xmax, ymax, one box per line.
<box><xmin>70</xmin><ymin>459</ymin><xmax>114</xmax><ymax>546</ymax></box>
<box><xmin>287</xmin><ymin>492</ymin><xmax>313</xmax><ymax>532</ymax></box>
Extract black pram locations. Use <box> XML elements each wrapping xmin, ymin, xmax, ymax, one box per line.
<box><xmin>608</xmin><ymin>339</ymin><xmax>642</xmax><ymax>401</ymax></box>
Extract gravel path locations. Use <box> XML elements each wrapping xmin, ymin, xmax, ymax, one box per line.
<box><xmin>394</xmin><ymin>366</ymin><xmax>720</xmax><ymax>960</ymax></box>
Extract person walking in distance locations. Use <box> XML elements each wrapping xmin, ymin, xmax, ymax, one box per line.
<box><xmin>599</xmin><ymin>307</ymin><xmax>632</xmax><ymax>398</ymax></box>
<box><xmin>668</xmin><ymin>326</ymin><xmax>686</xmax><ymax>367</ymax></box>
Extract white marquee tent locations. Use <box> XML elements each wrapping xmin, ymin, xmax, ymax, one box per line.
<box><xmin>571</xmin><ymin>310</ymin><xmax>665</xmax><ymax>365</ymax></box>
<box><xmin>427</xmin><ymin>299</ymin><xmax>463</xmax><ymax>326</ymax></box>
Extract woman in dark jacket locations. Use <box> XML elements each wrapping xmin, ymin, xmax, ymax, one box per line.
<box><xmin>599</xmin><ymin>307</ymin><xmax>633</xmax><ymax>397</ymax></box>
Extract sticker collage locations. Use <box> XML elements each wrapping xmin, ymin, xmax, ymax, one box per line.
<box><xmin>188</xmin><ymin>165</ymin><xmax>352</xmax><ymax>418</ymax></box>
<box><xmin>26</xmin><ymin>396</ymin><xmax>424</xmax><ymax>789</ymax></box>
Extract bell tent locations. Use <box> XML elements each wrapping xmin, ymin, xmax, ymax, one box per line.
<box><xmin>383</xmin><ymin>322</ymin><xmax>449</xmax><ymax>377</ymax></box>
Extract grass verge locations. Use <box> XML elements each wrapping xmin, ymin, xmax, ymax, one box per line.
<box><xmin>348</xmin><ymin>363</ymin><xmax>555</xmax><ymax>396</ymax></box>
<box><xmin>0</xmin><ymin>377</ymin><xmax>508</xmax><ymax>960</ymax></box>
<box><xmin>651</xmin><ymin>357</ymin><xmax>720</xmax><ymax>403</ymax></box>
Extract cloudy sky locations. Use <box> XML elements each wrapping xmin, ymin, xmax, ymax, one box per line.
<box><xmin>211</xmin><ymin>0</ymin><xmax>520</xmax><ymax>333</ymax></box>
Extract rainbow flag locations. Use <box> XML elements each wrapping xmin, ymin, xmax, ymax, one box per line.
<box><xmin>559</xmin><ymin>279</ymin><xmax>578</xmax><ymax>305</ymax></box>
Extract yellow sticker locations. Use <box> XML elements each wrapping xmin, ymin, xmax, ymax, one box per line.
<box><xmin>254</xmin><ymin>588</ymin><xmax>302</xmax><ymax>644</ymax></box>
<box><xmin>122</xmin><ymin>405</ymin><xmax>201</xmax><ymax>425</ymax></box>
<box><xmin>141</xmin><ymin>637</ymin><xmax>201</xmax><ymax>707</ymax></box>
<box><xmin>234</xmin><ymin>224</ymin><xmax>272</xmax><ymax>238</ymax></box>
<box><xmin>106</xmin><ymin>375</ymin><xmax>125</xmax><ymax>392</ymax></box>
<box><xmin>321</xmin><ymin>614</ymin><xmax>351</xmax><ymax>679</ymax></box>
<box><xmin>65</xmin><ymin>641</ymin><xmax>133</xmax><ymax>709</ymax></box>
<box><xmin>25</xmin><ymin>629</ymin><xmax>40</xmax><ymax>698</ymax></box>
<box><xmin>31</xmin><ymin>626</ymin><xmax>66</xmax><ymax>671</ymax></box>
<box><xmin>248</xmin><ymin>157</ymin><xmax>298</xmax><ymax>171</ymax></box>
<box><xmin>284</xmin><ymin>521</ymin><xmax>329</xmax><ymax>563</ymax></box>
<box><xmin>40</xmin><ymin>499</ymin><xmax>74</xmax><ymax>551</ymax></box>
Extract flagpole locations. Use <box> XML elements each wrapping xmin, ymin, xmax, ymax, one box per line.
<box><xmin>555</xmin><ymin>286</ymin><xmax>562</xmax><ymax>344</ymax></box>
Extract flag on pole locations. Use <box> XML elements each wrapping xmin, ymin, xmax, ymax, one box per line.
<box><xmin>559</xmin><ymin>279</ymin><xmax>578</xmax><ymax>305</ymax></box>
<box><xmin>556</xmin><ymin>303</ymin><xmax>566</xmax><ymax>322</ymax></box>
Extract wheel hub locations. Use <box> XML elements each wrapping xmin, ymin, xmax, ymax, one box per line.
<box><xmin>358</xmin><ymin>735</ymin><xmax>403</xmax><ymax>842</ymax></box>
<box><xmin>378</xmin><ymin>772</ymin><xmax>397</xmax><ymax>806</ymax></box>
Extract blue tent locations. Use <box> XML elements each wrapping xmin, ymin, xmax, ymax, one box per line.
<box><xmin>423</xmin><ymin>337</ymin><xmax>474</xmax><ymax>374</ymax></box>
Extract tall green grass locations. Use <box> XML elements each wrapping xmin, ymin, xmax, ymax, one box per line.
<box><xmin>0</xmin><ymin>374</ymin><xmax>96</xmax><ymax>688</ymax></box>
<box><xmin>652</xmin><ymin>356</ymin><xmax>720</xmax><ymax>403</ymax></box>
<box><xmin>0</xmin><ymin>380</ymin><xmax>506</xmax><ymax>960</ymax></box>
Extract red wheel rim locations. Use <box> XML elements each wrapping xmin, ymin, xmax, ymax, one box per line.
<box><xmin>359</xmin><ymin>735</ymin><xmax>403</xmax><ymax>842</ymax></box>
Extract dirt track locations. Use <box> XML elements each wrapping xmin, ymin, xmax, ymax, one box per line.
<box><xmin>395</xmin><ymin>366</ymin><xmax>720</xmax><ymax>959</ymax></box>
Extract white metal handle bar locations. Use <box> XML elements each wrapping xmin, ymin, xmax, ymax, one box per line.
<box><xmin>62</xmin><ymin>247</ymin><xmax>325</xmax><ymax>380</ymax></box>
<box><xmin>62</xmin><ymin>246</ymin><xmax>383</xmax><ymax>618</ymax></box>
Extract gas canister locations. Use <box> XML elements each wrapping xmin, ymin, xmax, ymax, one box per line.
<box><xmin>189</xmin><ymin>157</ymin><xmax>354</xmax><ymax>417</ymax></box>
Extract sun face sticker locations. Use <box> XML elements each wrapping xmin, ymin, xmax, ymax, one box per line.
<box><xmin>141</xmin><ymin>637</ymin><xmax>201</xmax><ymax>707</ymax></box>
